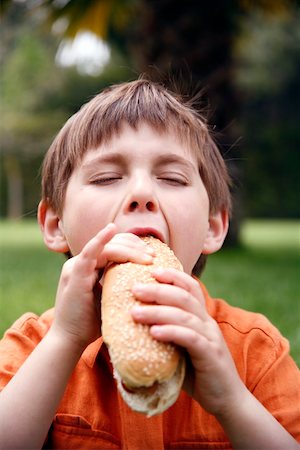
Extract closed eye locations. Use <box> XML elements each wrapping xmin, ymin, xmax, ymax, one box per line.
<box><xmin>157</xmin><ymin>175</ymin><xmax>188</xmax><ymax>186</ymax></box>
<box><xmin>90</xmin><ymin>176</ymin><xmax>123</xmax><ymax>185</ymax></box>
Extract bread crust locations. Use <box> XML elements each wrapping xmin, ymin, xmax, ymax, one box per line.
<box><xmin>114</xmin><ymin>355</ymin><xmax>186</xmax><ymax>417</ymax></box>
<box><xmin>101</xmin><ymin>236</ymin><xmax>185</xmax><ymax>415</ymax></box>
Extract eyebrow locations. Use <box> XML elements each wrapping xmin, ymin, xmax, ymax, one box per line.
<box><xmin>81</xmin><ymin>152</ymin><xmax>197</xmax><ymax>173</ymax></box>
<box><xmin>81</xmin><ymin>153</ymin><xmax>127</xmax><ymax>170</ymax></box>
<box><xmin>154</xmin><ymin>154</ymin><xmax>197</xmax><ymax>172</ymax></box>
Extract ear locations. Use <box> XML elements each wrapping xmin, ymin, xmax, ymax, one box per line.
<box><xmin>37</xmin><ymin>200</ymin><xmax>69</xmax><ymax>253</ymax></box>
<box><xmin>202</xmin><ymin>209</ymin><xmax>229</xmax><ymax>255</ymax></box>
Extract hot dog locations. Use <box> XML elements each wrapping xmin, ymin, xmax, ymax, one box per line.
<box><xmin>101</xmin><ymin>236</ymin><xmax>186</xmax><ymax>417</ymax></box>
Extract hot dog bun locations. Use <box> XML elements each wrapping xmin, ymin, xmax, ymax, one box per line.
<box><xmin>101</xmin><ymin>236</ymin><xmax>185</xmax><ymax>417</ymax></box>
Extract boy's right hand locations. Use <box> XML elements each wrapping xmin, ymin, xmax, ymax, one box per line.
<box><xmin>50</xmin><ymin>223</ymin><xmax>154</xmax><ymax>352</ymax></box>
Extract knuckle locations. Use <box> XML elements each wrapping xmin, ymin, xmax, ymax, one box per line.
<box><xmin>210</xmin><ymin>340</ymin><xmax>225</xmax><ymax>359</ymax></box>
<box><xmin>190</xmin><ymin>277</ymin><xmax>199</xmax><ymax>289</ymax></box>
<box><xmin>189</xmin><ymin>329</ymin><xmax>201</xmax><ymax>347</ymax></box>
<box><xmin>182</xmin><ymin>311</ymin><xmax>195</xmax><ymax>328</ymax></box>
<box><xmin>61</xmin><ymin>258</ymin><xmax>73</xmax><ymax>278</ymax></box>
<box><xmin>80</xmin><ymin>246</ymin><xmax>92</xmax><ymax>260</ymax></box>
<box><xmin>183</xmin><ymin>290</ymin><xmax>193</xmax><ymax>303</ymax></box>
<box><xmin>192</xmin><ymin>282</ymin><xmax>204</xmax><ymax>299</ymax></box>
<box><xmin>151</xmin><ymin>284</ymin><xmax>162</xmax><ymax>302</ymax></box>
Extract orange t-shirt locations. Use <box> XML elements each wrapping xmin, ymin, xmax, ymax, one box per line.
<box><xmin>0</xmin><ymin>283</ymin><xmax>299</xmax><ymax>449</ymax></box>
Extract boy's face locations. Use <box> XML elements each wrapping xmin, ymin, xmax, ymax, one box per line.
<box><xmin>53</xmin><ymin>123</ymin><xmax>227</xmax><ymax>274</ymax></box>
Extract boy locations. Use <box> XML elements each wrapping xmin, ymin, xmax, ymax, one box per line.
<box><xmin>0</xmin><ymin>79</ymin><xmax>299</xmax><ymax>449</ymax></box>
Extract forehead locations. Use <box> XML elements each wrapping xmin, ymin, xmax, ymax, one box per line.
<box><xmin>80</xmin><ymin>122</ymin><xmax>199</xmax><ymax>166</ymax></box>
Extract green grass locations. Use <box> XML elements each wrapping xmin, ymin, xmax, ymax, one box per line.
<box><xmin>202</xmin><ymin>220</ymin><xmax>300</xmax><ymax>366</ymax></box>
<box><xmin>0</xmin><ymin>219</ymin><xmax>299</xmax><ymax>366</ymax></box>
<box><xmin>0</xmin><ymin>221</ymin><xmax>62</xmax><ymax>332</ymax></box>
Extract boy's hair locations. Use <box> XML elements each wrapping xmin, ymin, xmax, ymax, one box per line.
<box><xmin>41</xmin><ymin>78</ymin><xmax>231</xmax><ymax>275</ymax></box>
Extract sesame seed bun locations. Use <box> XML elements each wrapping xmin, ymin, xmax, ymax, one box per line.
<box><xmin>101</xmin><ymin>236</ymin><xmax>186</xmax><ymax>416</ymax></box>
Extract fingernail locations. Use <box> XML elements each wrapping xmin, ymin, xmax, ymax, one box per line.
<box><xmin>132</xmin><ymin>283</ymin><xmax>145</xmax><ymax>295</ymax></box>
<box><xmin>145</xmin><ymin>246</ymin><xmax>155</xmax><ymax>255</ymax></box>
<box><xmin>152</xmin><ymin>267</ymin><xmax>164</xmax><ymax>276</ymax></box>
<box><xmin>131</xmin><ymin>305</ymin><xmax>142</xmax><ymax>314</ymax></box>
<box><xmin>150</xmin><ymin>325</ymin><xmax>161</xmax><ymax>337</ymax></box>
<box><xmin>141</xmin><ymin>253</ymin><xmax>153</xmax><ymax>263</ymax></box>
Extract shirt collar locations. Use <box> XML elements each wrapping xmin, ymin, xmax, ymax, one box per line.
<box><xmin>82</xmin><ymin>336</ymin><xmax>105</xmax><ymax>368</ymax></box>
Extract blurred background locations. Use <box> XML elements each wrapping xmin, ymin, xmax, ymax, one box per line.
<box><xmin>0</xmin><ymin>0</ymin><xmax>299</xmax><ymax>364</ymax></box>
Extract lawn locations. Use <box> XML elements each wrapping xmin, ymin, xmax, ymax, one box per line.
<box><xmin>0</xmin><ymin>219</ymin><xmax>299</xmax><ymax>366</ymax></box>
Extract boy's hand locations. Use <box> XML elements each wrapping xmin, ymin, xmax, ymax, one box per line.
<box><xmin>131</xmin><ymin>268</ymin><xmax>246</xmax><ymax>417</ymax></box>
<box><xmin>51</xmin><ymin>224</ymin><xmax>154</xmax><ymax>351</ymax></box>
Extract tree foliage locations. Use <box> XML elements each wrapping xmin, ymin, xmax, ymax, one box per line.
<box><xmin>1</xmin><ymin>0</ymin><xmax>299</xmax><ymax>220</ymax></box>
<box><xmin>235</xmin><ymin>10</ymin><xmax>300</xmax><ymax>217</ymax></box>
<box><xmin>0</xmin><ymin>2</ymin><xmax>132</xmax><ymax>218</ymax></box>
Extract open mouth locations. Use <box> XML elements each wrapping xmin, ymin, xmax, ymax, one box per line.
<box><xmin>127</xmin><ymin>228</ymin><xmax>164</xmax><ymax>242</ymax></box>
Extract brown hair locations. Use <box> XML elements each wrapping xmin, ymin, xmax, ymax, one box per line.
<box><xmin>41</xmin><ymin>78</ymin><xmax>231</xmax><ymax>275</ymax></box>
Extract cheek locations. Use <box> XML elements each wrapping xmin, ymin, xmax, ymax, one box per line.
<box><xmin>168</xmin><ymin>205</ymin><xmax>209</xmax><ymax>274</ymax></box>
<box><xmin>60</xmin><ymin>196</ymin><xmax>106</xmax><ymax>255</ymax></box>
<box><xmin>178</xmin><ymin>219</ymin><xmax>209</xmax><ymax>274</ymax></box>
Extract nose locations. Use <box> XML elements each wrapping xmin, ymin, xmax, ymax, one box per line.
<box><xmin>124</xmin><ymin>173</ymin><xmax>158</xmax><ymax>213</ymax></box>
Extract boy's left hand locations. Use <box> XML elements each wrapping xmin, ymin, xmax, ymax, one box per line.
<box><xmin>131</xmin><ymin>268</ymin><xmax>246</xmax><ymax>417</ymax></box>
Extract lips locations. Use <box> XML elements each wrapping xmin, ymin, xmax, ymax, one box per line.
<box><xmin>126</xmin><ymin>227</ymin><xmax>165</xmax><ymax>242</ymax></box>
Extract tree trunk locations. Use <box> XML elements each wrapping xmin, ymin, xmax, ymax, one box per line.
<box><xmin>126</xmin><ymin>1</ymin><xmax>242</xmax><ymax>245</ymax></box>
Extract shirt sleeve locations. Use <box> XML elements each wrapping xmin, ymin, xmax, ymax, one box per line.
<box><xmin>223</xmin><ymin>316</ymin><xmax>300</xmax><ymax>442</ymax></box>
<box><xmin>0</xmin><ymin>312</ymin><xmax>51</xmax><ymax>391</ymax></box>
<box><xmin>212</xmin><ymin>294</ymin><xmax>300</xmax><ymax>442</ymax></box>
<box><xmin>250</xmin><ymin>333</ymin><xmax>300</xmax><ymax>441</ymax></box>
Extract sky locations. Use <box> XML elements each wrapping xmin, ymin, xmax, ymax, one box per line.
<box><xmin>55</xmin><ymin>31</ymin><xmax>111</xmax><ymax>76</ymax></box>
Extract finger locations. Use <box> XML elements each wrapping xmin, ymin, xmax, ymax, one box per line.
<box><xmin>132</xmin><ymin>304</ymin><xmax>202</xmax><ymax>333</ymax></box>
<box><xmin>152</xmin><ymin>267</ymin><xmax>204</xmax><ymax>299</ymax></box>
<box><xmin>152</xmin><ymin>268</ymin><xmax>208</xmax><ymax>317</ymax></box>
<box><xmin>75</xmin><ymin>223</ymin><xmax>117</xmax><ymax>275</ymax></box>
<box><xmin>107</xmin><ymin>232</ymin><xmax>156</xmax><ymax>254</ymax></box>
<box><xmin>82</xmin><ymin>223</ymin><xmax>117</xmax><ymax>260</ymax></box>
<box><xmin>75</xmin><ymin>224</ymin><xmax>154</xmax><ymax>272</ymax></box>
<box><xmin>132</xmin><ymin>281</ymin><xmax>207</xmax><ymax>320</ymax></box>
<box><xmin>112</xmin><ymin>232</ymin><xmax>156</xmax><ymax>250</ymax></box>
<box><xmin>102</xmin><ymin>241</ymin><xmax>154</xmax><ymax>265</ymax></box>
<box><xmin>150</xmin><ymin>324</ymin><xmax>208</xmax><ymax>361</ymax></box>
<box><xmin>100</xmin><ymin>232</ymin><xmax>155</xmax><ymax>265</ymax></box>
